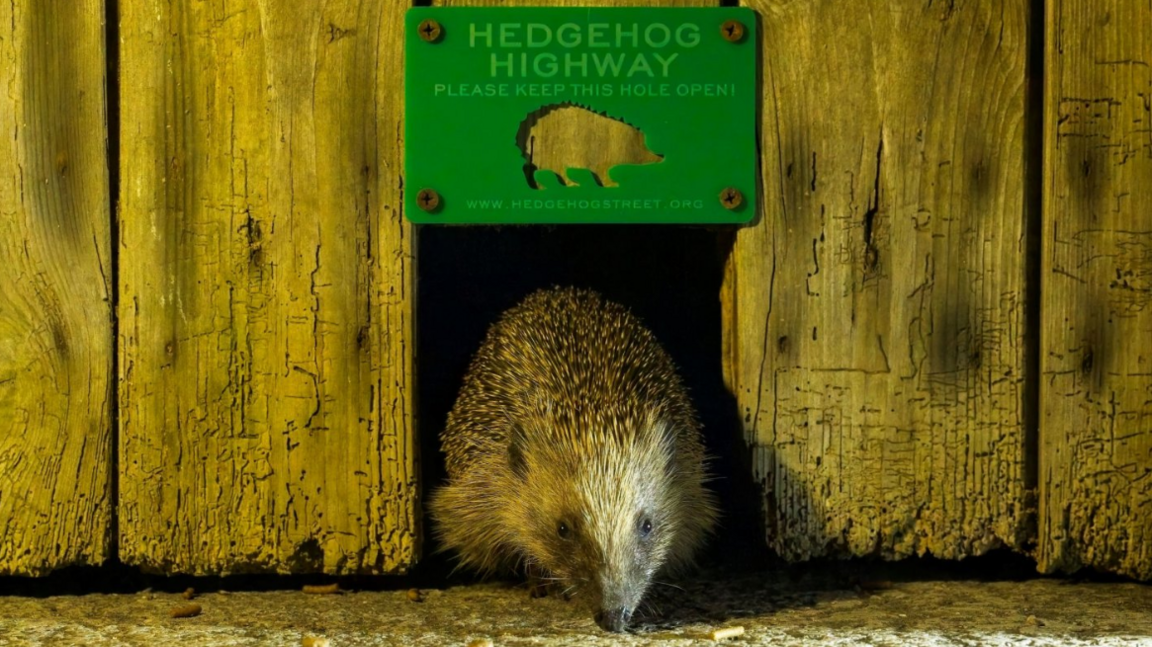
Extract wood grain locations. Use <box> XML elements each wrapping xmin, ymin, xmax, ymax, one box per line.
<box><xmin>0</xmin><ymin>0</ymin><xmax>113</xmax><ymax>575</ymax></box>
<box><xmin>724</xmin><ymin>0</ymin><xmax>1032</xmax><ymax>561</ymax></box>
<box><xmin>1039</xmin><ymin>0</ymin><xmax>1152</xmax><ymax>580</ymax></box>
<box><xmin>519</xmin><ymin>105</ymin><xmax>663</xmax><ymax>189</ymax></box>
<box><xmin>117</xmin><ymin>0</ymin><xmax>417</xmax><ymax>574</ymax></box>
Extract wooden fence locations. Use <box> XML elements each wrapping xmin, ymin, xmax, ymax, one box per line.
<box><xmin>1</xmin><ymin>0</ymin><xmax>1148</xmax><ymax>580</ymax></box>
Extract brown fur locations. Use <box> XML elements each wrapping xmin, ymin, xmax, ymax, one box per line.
<box><xmin>429</xmin><ymin>287</ymin><xmax>718</xmax><ymax>630</ymax></box>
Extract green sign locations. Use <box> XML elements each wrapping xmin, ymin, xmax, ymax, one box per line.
<box><xmin>404</xmin><ymin>7</ymin><xmax>757</xmax><ymax>225</ymax></box>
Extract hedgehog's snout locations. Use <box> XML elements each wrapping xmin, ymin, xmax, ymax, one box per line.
<box><xmin>593</xmin><ymin>567</ymin><xmax>643</xmax><ymax>632</ymax></box>
<box><xmin>640</xmin><ymin>147</ymin><xmax>664</xmax><ymax>164</ymax></box>
<box><xmin>595</xmin><ymin>606</ymin><xmax>633</xmax><ymax>633</ymax></box>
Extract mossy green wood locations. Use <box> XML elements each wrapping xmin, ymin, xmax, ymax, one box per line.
<box><xmin>405</xmin><ymin>6</ymin><xmax>756</xmax><ymax>224</ymax></box>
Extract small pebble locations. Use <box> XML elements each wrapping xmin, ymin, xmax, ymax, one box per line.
<box><xmin>407</xmin><ymin>588</ymin><xmax>423</xmax><ymax>603</ymax></box>
<box><xmin>302</xmin><ymin>636</ymin><xmax>331</xmax><ymax>647</ymax></box>
<box><xmin>1026</xmin><ymin>615</ymin><xmax>1045</xmax><ymax>626</ymax></box>
<box><xmin>710</xmin><ymin>625</ymin><xmax>745</xmax><ymax>641</ymax></box>
<box><xmin>466</xmin><ymin>640</ymin><xmax>494</xmax><ymax>647</ymax></box>
<box><xmin>169</xmin><ymin>603</ymin><xmax>202</xmax><ymax>618</ymax></box>
<box><xmin>182</xmin><ymin>587</ymin><xmax>196</xmax><ymax>600</ymax></box>
<box><xmin>303</xmin><ymin>583</ymin><xmax>341</xmax><ymax>595</ymax></box>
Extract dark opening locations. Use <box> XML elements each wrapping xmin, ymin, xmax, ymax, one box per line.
<box><xmin>415</xmin><ymin>224</ymin><xmax>763</xmax><ymax>578</ymax></box>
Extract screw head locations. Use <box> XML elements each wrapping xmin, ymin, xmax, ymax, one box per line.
<box><xmin>720</xmin><ymin>187</ymin><xmax>744</xmax><ymax>210</ymax></box>
<box><xmin>416</xmin><ymin>188</ymin><xmax>441</xmax><ymax>212</ymax></box>
<box><xmin>721</xmin><ymin>19</ymin><xmax>746</xmax><ymax>43</ymax></box>
<box><xmin>417</xmin><ymin>19</ymin><xmax>442</xmax><ymax>43</ymax></box>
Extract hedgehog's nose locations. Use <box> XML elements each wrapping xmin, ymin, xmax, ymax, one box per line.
<box><xmin>595</xmin><ymin>606</ymin><xmax>632</xmax><ymax>633</ymax></box>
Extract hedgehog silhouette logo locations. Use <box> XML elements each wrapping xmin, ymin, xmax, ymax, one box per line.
<box><xmin>516</xmin><ymin>102</ymin><xmax>664</xmax><ymax>189</ymax></box>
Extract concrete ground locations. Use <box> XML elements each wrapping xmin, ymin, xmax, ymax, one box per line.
<box><xmin>2</xmin><ymin>566</ymin><xmax>1151</xmax><ymax>646</ymax></box>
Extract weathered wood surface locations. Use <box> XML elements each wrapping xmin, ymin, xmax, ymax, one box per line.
<box><xmin>520</xmin><ymin>105</ymin><xmax>663</xmax><ymax>189</ymax></box>
<box><xmin>118</xmin><ymin>0</ymin><xmax>417</xmax><ymax>574</ymax></box>
<box><xmin>0</xmin><ymin>0</ymin><xmax>113</xmax><ymax>575</ymax></box>
<box><xmin>722</xmin><ymin>0</ymin><xmax>1032</xmax><ymax>561</ymax></box>
<box><xmin>1039</xmin><ymin>0</ymin><xmax>1152</xmax><ymax>580</ymax></box>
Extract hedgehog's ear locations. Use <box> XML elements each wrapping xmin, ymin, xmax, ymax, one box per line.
<box><xmin>508</xmin><ymin>422</ymin><xmax>529</xmax><ymax>479</ymax></box>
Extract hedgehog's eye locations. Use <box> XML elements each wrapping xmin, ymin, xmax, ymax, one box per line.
<box><xmin>557</xmin><ymin>521</ymin><xmax>572</xmax><ymax>540</ymax></box>
<box><xmin>640</xmin><ymin>518</ymin><xmax>653</xmax><ymax>538</ymax></box>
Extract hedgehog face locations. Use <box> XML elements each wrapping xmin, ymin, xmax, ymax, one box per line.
<box><xmin>503</xmin><ymin>418</ymin><xmax>683</xmax><ymax>632</ymax></box>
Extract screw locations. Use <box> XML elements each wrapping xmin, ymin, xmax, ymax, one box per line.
<box><xmin>416</xmin><ymin>188</ymin><xmax>441</xmax><ymax>212</ymax></box>
<box><xmin>720</xmin><ymin>187</ymin><xmax>744</xmax><ymax>210</ymax></box>
<box><xmin>721</xmin><ymin>19</ymin><xmax>745</xmax><ymax>43</ymax></box>
<box><xmin>418</xmin><ymin>19</ymin><xmax>442</xmax><ymax>43</ymax></box>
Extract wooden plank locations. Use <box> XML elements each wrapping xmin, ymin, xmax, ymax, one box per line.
<box><xmin>0</xmin><ymin>0</ymin><xmax>113</xmax><ymax>575</ymax></box>
<box><xmin>118</xmin><ymin>0</ymin><xmax>416</xmax><ymax>574</ymax></box>
<box><xmin>1039</xmin><ymin>0</ymin><xmax>1152</xmax><ymax>580</ymax></box>
<box><xmin>723</xmin><ymin>0</ymin><xmax>1032</xmax><ymax>561</ymax></box>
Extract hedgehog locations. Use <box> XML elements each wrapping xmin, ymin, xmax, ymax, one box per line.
<box><xmin>516</xmin><ymin>102</ymin><xmax>664</xmax><ymax>189</ymax></box>
<box><xmin>428</xmin><ymin>287</ymin><xmax>719</xmax><ymax>633</ymax></box>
